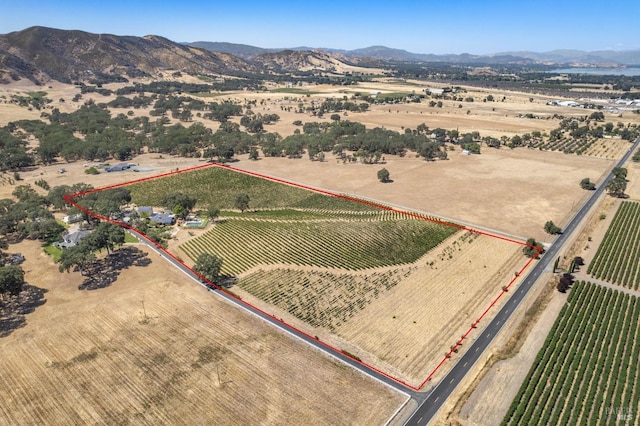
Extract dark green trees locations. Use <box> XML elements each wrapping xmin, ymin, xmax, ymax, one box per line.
<box><xmin>580</xmin><ymin>178</ymin><xmax>596</xmax><ymax>190</ymax></box>
<box><xmin>235</xmin><ymin>193</ymin><xmax>250</xmax><ymax>212</ymax></box>
<box><xmin>607</xmin><ymin>167</ymin><xmax>627</xmax><ymax>198</ymax></box>
<box><xmin>0</xmin><ymin>265</ymin><xmax>24</xmax><ymax>299</ymax></box>
<box><xmin>193</xmin><ymin>253</ymin><xmax>223</xmax><ymax>283</ymax></box>
<box><xmin>544</xmin><ymin>221</ymin><xmax>562</xmax><ymax>235</ymax></box>
<box><xmin>523</xmin><ymin>238</ymin><xmax>542</xmax><ymax>258</ymax></box>
<box><xmin>161</xmin><ymin>193</ymin><xmax>197</xmax><ymax>219</ymax></box>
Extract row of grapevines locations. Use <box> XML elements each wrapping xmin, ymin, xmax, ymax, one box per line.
<box><xmin>502</xmin><ymin>281</ymin><xmax>640</xmax><ymax>426</ymax></box>
<box><xmin>588</xmin><ymin>201</ymin><xmax>640</xmax><ymax>290</ymax></box>
<box><xmin>181</xmin><ymin>216</ymin><xmax>457</xmax><ymax>275</ymax></box>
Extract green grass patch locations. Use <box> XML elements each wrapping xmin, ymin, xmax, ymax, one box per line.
<box><xmin>376</xmin><ymin>92</ymin><xmax>413</xmax><ymax>99</ymax></box>
<box><xmin>44</xmin><ymin>244</ymin><xmax>63</xmax><ymax>262</ymax></box>
<box><xmin>124</xmin><ymin>232</ymin><xmax>139</xmax><ymax>243</ymax></box>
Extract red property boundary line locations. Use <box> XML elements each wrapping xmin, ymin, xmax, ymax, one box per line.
<box><xmin>63</xmin><ymin>162</ymin><xmax>542</xmax><ymax>392</ymax></box>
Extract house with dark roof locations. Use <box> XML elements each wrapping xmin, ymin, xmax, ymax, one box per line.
<box><xmin>149</xmin><ymin>212</ymin><xmax>176</xmax><ymax>225</ymax></box>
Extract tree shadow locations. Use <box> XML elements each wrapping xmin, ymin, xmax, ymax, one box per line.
<box><xmin>0</xmin><ymin>283</ymin><xmax>47</xmax><ymax>338</ymax></box>
<box><xmin>78</xmin><ymin>246</ymin><xmax>151</xmax><ymax>290</ymax></box>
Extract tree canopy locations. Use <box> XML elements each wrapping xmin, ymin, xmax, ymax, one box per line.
<box><xmin>544</xmin><ymin>220</ymin><xmax>562</xmax><ymax>235</ymax></box>
<box><xmin>607</xmin><ymin>167</ymin><xmax>628</xmax><ymax>198</ymax></box>
<box><xmin>235</xmin><ymin>193</ymin><xmax>250</xmax><ymax>212</ymax></box>
<box><xmin>0</xmin><ymin>265</ymin><xmax>24</xmax><ymax>298</ymax></box>
<box><xmin>377</xmin><ymin>168</ymin><xmax>391</xmax><ymax>183</ymax></box>
<box><xmin>523</xmin><ymin>237</ymin><xmax>543</xmax><ymax>258</ymax></box>
<box><xmin>193</xmin><ymin>253</ymin><xmax>223</xmax><ymax>283</ymax></box>
<box><xmin>580</xmin><ymin>178</ymin><xmax>596</xmax><ymax>191</ymax></box>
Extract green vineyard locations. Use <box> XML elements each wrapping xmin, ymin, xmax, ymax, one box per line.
<box><xmin>239</xmin><ymin>267</ymin><xmax>413</xmax><ymax>331</ymax></box>
<box><xmin>502</xmin><ymin>282</ymin><xmax>640</xmax><ymax>426</ymax></box>
<box><xmin>180</xmin><ymin>210</ymin><xmax>457</xmax><ymax>275</ymax></box>
<box><xmin>524</xmin><ymin>138</ymin><xmax>596</xmax><ymax>155</ymax></box>
<box><xmin>587</xmin><ymin>201</ymin><xmax>640</xmax><ymax>290</ymax></box>
<box><xmin>128</xmin><ymin>166</ymin><xmax>379</xmax><ymax>211</ymax></box>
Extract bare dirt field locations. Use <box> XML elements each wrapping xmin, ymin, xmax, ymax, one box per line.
<box><xmin>0</xmin><ymin>152</ymin><xmax>205</xmax><ymax>199</ymax></box>
<box><xmin>624</xmin><ymin>160</ymin><xmax>640</xmax><ymax>200</ymax></box>
<box><xmin>0</xmin><ymin>240</ymin><xmax>405</xmax><ymax>425</ymax></box>
<box><xmin>5</xmin><ymin>78</ymin><xmax>639</xmax><ymax>142</ymax></box>
<box><xmin>3</xmin><ymin>139</ymin><xmax>613</xmax><ymax>244</ymax></box>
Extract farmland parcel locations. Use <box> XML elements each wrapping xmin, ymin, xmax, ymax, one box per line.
<box><xmin>126</xmin><ymin>164</ymin><xmax>529</xmax><ymax>385</ymax></box>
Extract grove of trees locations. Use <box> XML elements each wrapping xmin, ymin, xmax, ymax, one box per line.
<box><xmin>606</xmin><ymin>167</ymin><xmax>628</xmax><ymax>198</ymax></box>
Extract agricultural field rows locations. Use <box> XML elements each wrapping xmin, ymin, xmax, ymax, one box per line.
<box><xmin>221</xmin><ymin>208</ymin><xmax>413</xmax><ymax>222</ymax></box>
<box><xmin>525</xmin><ymin>137</ymin><xmax>629</xmax><ymax>159</ymax></box>
<box><xmin>239</xmin><ymin>267</ymin><xmax>413</xmax><ymax>331</ymax></box>
<box><xmin>0</xmin><ymin>243</ymin><xmax>403</xmax><ymax>425</ymax></box>
<box><xmin>127</xmin><ymin>166</ymin><xmax>380</xmax><ymax>212</ymax></box>
<box><xmin>587</xmin><ymin>201</ymin><xmax>640</xmax><ymax>290</ymax></box>
<box><xmin>180</xmin><ymin>213</ymin><xmax>457</xmax><ymax>275</ymax></box>
<box><xmin>502</xmin><ymin>281</ymin><xmax>640</xmax><ymax>426</ymax></box>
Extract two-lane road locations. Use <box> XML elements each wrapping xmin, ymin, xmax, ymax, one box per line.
<box><xmin>405</xmin><ymin>135</ymin><xmax>640</xmax><ymax>425</ymax></box>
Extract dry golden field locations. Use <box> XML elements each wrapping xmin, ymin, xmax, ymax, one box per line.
<box><xmin>233</xmin><ymin>148</ymin><xmax>611</xmax><ymax>242</ymax></box>
<box><xmin>0</xmin><ymin>75</ymin><xmax>636</xmax><ymax>422</ymax></box>
<box><xmin>0</xmin><ymin>240</ymin><xmax>405</xmax><ymax>425</ymax></box>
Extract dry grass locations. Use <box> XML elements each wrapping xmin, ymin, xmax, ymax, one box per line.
<box><xmin>233</xmin><ymin>148</ymin><xmax>611</xmax><ymax>241</ymax></box>
<box><xmin>336</xmin><ymin>232</ymin><xmax>523</xmax><ymax>385</ymax></box>
<box><xmin>0</xmin><ymin>240</ymin><xmax>404</xmax><ymax>425</ymax></box>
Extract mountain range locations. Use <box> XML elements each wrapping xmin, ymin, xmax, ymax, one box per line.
<box><xmin>187</xmin><ymin>41</ymin><xmax>640</xmax><ymax>66</ymax></box>
<box><xmin>1</xmin><ymin>26</ymin><xmax>638</xmax><ymax>85</ymax></box>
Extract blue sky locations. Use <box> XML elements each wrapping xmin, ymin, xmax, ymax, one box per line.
<box><xmin>2</xmin><ymin>0</ymin><xmax>639</xmax><ymax>54</ymax></box>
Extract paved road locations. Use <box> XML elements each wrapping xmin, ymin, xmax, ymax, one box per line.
<box><xmin>404</xmin><ymin>135</ymin><xmax>640</xmax><ymax>426</ymax></box>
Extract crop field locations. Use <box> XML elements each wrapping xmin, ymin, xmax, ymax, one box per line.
<box><xmin>502</xmin><ymin>281</ymin><xmax>640</xmax><ymax>425</ymax></box>
<box><xmin>127</xmin><ymin>165</ymin><xmax>379</xmax><ymax>212</ymax></box>
<box><xmin>180</xmin><ymin>211</ymin><xmax>457</xmax><ymax>275</ymax></box>
<box><xmin>524</xmin><ymin>137</ymin><xmax>629</xmax><ymax>159</ymax></box>
<box><xmin>239</xmin><ymin>267</ymin><xmax>412</xmax><ymax>331</ymax></box>
<box><xmin>587</xmin><ymin>201</ymin><xmax>640</xmax><ymax>290</ymax></box>
<box><xmin>101</xmin><ymin>163</ymin><xmax>529</xmax><ymax>386</ymax></box>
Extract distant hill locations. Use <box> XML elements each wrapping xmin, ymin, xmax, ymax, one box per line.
<box><xmin>185</xmin><ymin>41</ymin><xmax>271</xmax><ymax>59</ymax></box>
<box><xmin>191</xmin><ymin>43</ymin><xmax>537</xmax><ymax>65</ymax></box>
<box><xmin>252</xmin><ymin>49</ymin><xmax>368</xmax><ymax>73</ymax></box>
<box><xmin>0</xmin><ymin>26</ymin><xmax>256</xmax><ymax>84</ymax></box>
<box><xmin>191</xmin><ymin>41</ymin><xmax>640</xmax><ymax>66</ymax></box>
<box><xmin>495</xmin><ymin>49</ymin><xmax>640</xmax><ymax>65</ymax></box>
